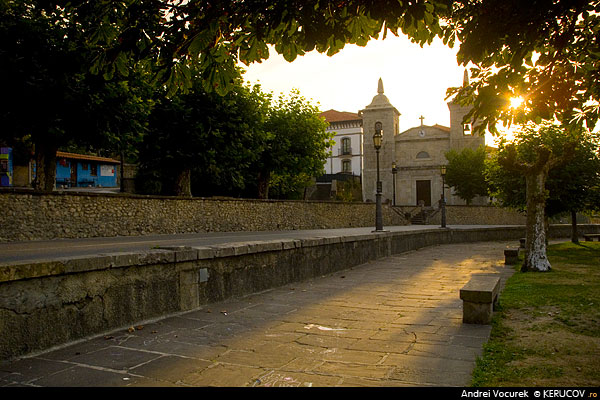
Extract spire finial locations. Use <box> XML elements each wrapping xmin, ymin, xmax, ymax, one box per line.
<box><xmin>463</xmin><ymin>70</ymin><xmax>469</xmax><ymax>86</ymax></box>
<box><xmin>377</xmin><ymin>78</ymin><xmax>384</xmax><ymax>94</ymax></box>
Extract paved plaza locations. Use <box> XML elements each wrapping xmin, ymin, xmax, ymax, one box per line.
<box><xmin>0</xmin><ymin>240</ymin><xmax>515</xmax><ymax>387</ymax></box>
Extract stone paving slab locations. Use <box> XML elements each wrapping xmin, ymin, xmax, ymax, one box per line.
<box><xmin>0</xmin><ymin>240</ymin><xmax>516</xmax><ymax>387</ymax></box>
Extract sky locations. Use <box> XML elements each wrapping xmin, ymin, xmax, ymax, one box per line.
<box><xmin>240</xmin><ymin>34</ymin><xmax>502</xmax><ymax>146</ymax></box>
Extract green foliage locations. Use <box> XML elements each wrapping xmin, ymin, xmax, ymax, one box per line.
<box><xmin>268</xmin><ymin>172</ymin><xmax>313</xmax><ymax>200</ymax></box>
<box><xmin>444</xmin><ymin>146</ymin><xmax>489</xmax><ymax>204</ymax></box>
<box><xmin>136</xmin><ymin>76</ymin><xmax>270</xmax><ymax>197</ymax></box>
<box><xmin>76</xmin><ymin>0</ymin><xmax>452</xmax><ymax>96</ymax></box>
<box><xmin>485</xmin><ymin>123</ymin><xmax>600</xmax><ymax>216</ymax></box>
<box><xmin>444</xmin><ymin>0</ymin><xmax>600</xmax><ymax>135</ymax></box>
<box><xmin>335</xmin><ymin>179</ymin><xmax>363</xmax><ymax>202</ymax></box>
<box><xmin>0</xmin><ymin>1</ymin><xmax>154</xmax><ymax>190</ymax></box>
<box><xmin>135</xmin><ymin>79</ymin><xmax>331</xmax><ymax>199</ymax></box>
<box><xmin>485</xmin><ymin>150</ymin><xmax>526</xmax><ymax>212</ymax></box>
<box><xmin>258</xmin><ymin>90</ymin><xmax>334</xmax><ymax>198</ymax></box>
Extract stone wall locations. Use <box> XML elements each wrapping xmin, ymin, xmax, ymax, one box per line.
<box><xmin>2</xmin><ymin>190</ymin><xmax>528</xmax><ymax>242</ymax></box>
<box><xmin>2</xmin><ymin>224</ymin><xmax>598</xmax><ymax>361</ymax></box>
<box><xmin>1</xmin><ymin>190</ymin><xmax>407</xmax><ymax>241</ymax></box>
<box><xmin>436</xmin><ymin>205</ymin><xmax>527</xmax><ymax>225</ymax></box>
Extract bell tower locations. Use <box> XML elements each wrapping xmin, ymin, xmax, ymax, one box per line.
<box><xmin>360</xmin><ymin>78</ymin><xmax>400</xmax><ymax>203</ymax></box>
<box><xmin>448</xmin><ymin>70</ymin><xmax>485</xmax><ymax>151</ymax></box>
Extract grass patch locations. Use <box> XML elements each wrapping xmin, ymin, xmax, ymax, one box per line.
<box><xmin>470</xmin><ymin>241</ymin><xmax>600</xmax><ymax>387</ymax></box>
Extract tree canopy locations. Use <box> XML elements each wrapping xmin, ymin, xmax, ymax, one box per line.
<box><xmin>6</xmin><ymin>0</ymin><xmax>600</xmax><ymax>198</ymax></box>
<box><xmin>0</xmin><ymin>1</ymin><xmax>154</xmax><ymax>190</ymax></box>
<box><xmin>486</xmin><ymin>127</ymin><xmax>600</xmax><ymax>218</ymax></box>
<box><xmin>444</xmin><ymin>146</ymin><xmax>489</xmax><ymax>205</ymax></box>
<box><xmin>135</xmin><ymin>78</ymin><xmax>331</xmax><ymax>199</ymax></box>
<box><xmin>1</xmin><ymin>0</ymin><xmax>454</xmax><ymax>192</ymax></box>
<box><xmin>484</xmin><ymin>122</ymin><xmax>598</xmax><ymax>271</ymax></box>
<box><xmin>444</xmin><ymin>0</ymin><xmax>600</xmax><ymax>135</ymax></box>
<box><xmin>82</xmin><ymin>0</ymin><xmax>452</xmax><ymax>95</ymax></box>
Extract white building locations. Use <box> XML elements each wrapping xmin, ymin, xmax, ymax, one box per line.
<box><xmin>320</xmin><ymin>110</ymin><xmax>363</xmax><ymax>177</ymax></box>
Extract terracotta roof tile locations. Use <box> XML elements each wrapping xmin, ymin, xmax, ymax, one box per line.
<box><xmin>56</xmin><ymin>151</ymin><xmax>120</xmax><ymax>164</ymax></box>
<box><xmin>320</xmin><ymin>109</ymin><xmax>361</xmax><ymax>123</ymax></box>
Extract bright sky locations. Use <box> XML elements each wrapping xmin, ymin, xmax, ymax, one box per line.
<box><xmin>241</xmin><ymin>34</ymin><xmax>503</xmax><ymax>146</ymax></box>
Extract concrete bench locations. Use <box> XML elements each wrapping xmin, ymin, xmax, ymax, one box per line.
<box><xmin>504</xmin><ymin>248</ymin><xmax>519</xmax><ymax>265</ymax></box>
<box><xmin>460</xmin><ymin>274</ymin><xmax>501</xmax><ymax>324</ymax></box>
<box><xmin>584</xmin><ymin>234</ymin><xmax>600</xmax><ymax>242</ymax></box>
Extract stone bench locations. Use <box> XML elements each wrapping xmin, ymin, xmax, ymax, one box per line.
<box><xmin>504</xmin><ymin>248</ymin><xmax>520</xmax><ymax>265</ymax></box>
<box><xmin>460</xmin><ymin>274</ymin><xmax>501</xmax><ymax>324</ymax></box>
<box><xmin>584</xmin><ymin>234</ymin><xmax>600</xmax><ymax>242</ymax></box>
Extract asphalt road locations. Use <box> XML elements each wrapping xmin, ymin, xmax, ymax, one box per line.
<box><xmin>0</xmin><ymin>225</ymin><xmax>446</xmax><ymax>265</ymax></box>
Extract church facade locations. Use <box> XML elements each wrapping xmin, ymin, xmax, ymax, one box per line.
<box><xmin>360</xmin><ymin>75</ymin><xmax>486</xmax><ymax>206</ymax></box>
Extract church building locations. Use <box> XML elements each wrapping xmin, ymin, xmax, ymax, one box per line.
<box><xmin>360</xmin><ymin>73</ymin><xmax>486</xmax><ymax>206</ymax></box>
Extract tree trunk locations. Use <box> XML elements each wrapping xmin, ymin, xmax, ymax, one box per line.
<box><xmin>523</xmin><ymin>170</ymin><xmax>552</xmax><ymax>272</ymax></box>
<box><xmin>33</xmin><ymin>142</ymin><xmax>57</xmax><ymax>192</ymax></box>
<box><xmin>257</xmin><ymin>170</ymin><xmax>270</xmax><ymax>199</ymax></box>
<box><xmin>174</xmin><ymin>168</ymin><xmax>192</xmax><ymax>197</ymax></box>
<box><xmin>120</xmin><ymin>147</ymin><xmax>125</xmax><ymax>193</ymax></box>
<box><xmin>571</xmin><ymin>209</ymin><xmax>579</xmax><ymax>243</ymax></box>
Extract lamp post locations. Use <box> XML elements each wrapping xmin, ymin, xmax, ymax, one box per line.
<box><xmin>440</xmin><ymin>165</ymin><xmax>447</xmax><ymax>228</ymax></box>
<box><xmin>391</xmin><ymin>161</ymin><xmax>397</xmax><ymax>206</ymax></box>
<box><xmin>373</xmin><ymin>122</ymin><xmax>384</xmax><ymax>232</ymax></box>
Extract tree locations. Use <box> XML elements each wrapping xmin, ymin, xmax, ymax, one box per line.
<box><xmin>136</xmin><ymin>75</ymin><xmax>270</xmax><ymax>197</ymax></box>
<box><xmin>1</xmin><ymin>2</ymin><xmax>91</xmax><ymax>191</ymax></box>
<box><xmin>488</xmin><ymin>130</ymin><xmax>600</xmax><ymax>244</ymax></box>
<box><xmin>444</xmin><ymin>0</ymin><xmax>600</xmax><ymax>134</ymax></box>
<box><xmin>489</xmin><ymin>123</ymin><xmax>582</xmax><ymax>272</ymax></box>
<box><xmin>85</xmin><ymin>72</ymin><xmax>154</xmax><ymax>192</ymax></box>
<box><xmin>442</xmin><ymin>0</ymin><xmax>600</xmax><ymax>271</ymax></box>
<box><xmin>135</xmin><ymin>82</ymin><xmax>331</xmax><ymax>199</ymax></box>
<box><xmin>255</xmin><ymin>90</ymin><xmax>333</xmax><ymax>199</ymax></box>
<box><xmin>545</xmin><ymin>132</ymin><xmax>600</xmax><ymax>243</ymax></box>
<box><xmin>80</xmin><ymin>0</ymin><xmax>452</xmax><ymax>95</ymax></box>
<box><xmin>444</xmin><ymin>146</ymin><xmax>489</xmax><ymax>204</ymax></box>
<box><xmin>3</xmin><ymin>0</ymin><xmax>454</xmax><ymax>191</ymax></box>
<box><xmin>0</xmin><ymin>2</ymin><xmax>154</xmax><ymax>192</ymax></box>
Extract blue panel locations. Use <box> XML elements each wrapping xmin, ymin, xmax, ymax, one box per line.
<box><xmin>0</xmin><ymin>147</ymin><xmax>12</xmax><ymax>187</ymax></box>
<box><xmin>97</xmin><ymin>164</ymin><xmax>118</xmax><ymax>187</ymax></box>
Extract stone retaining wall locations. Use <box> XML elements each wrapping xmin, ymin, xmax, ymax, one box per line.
<box><xmin>1</xmin><ymin>190</ymin><xmax>407</xmax><ymax>241</ymax></box>
<box><xmin>2</xmin><ymin>224</ymin><xmax>599</xmax><ymax>362</ymax></box>
<box><xmin>3</xmin><ymin>190</ymin><xmax>526</xmax><ymax>242</ymax></box>
<box><xmin>437</xmin><ymin>205</ymin><xmax>527</xmax><ymax>225</ymax></box>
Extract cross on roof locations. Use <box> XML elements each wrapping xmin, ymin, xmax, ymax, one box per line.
<box><xmin>419</xmin><ymin>115</ymin><xmax>425</xmax><ymax>126</ymax></box>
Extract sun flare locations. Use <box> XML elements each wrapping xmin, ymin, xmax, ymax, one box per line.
<box><xmin>509</xmin><ymin>96</ymin><xmax>524</xmax><ymax>109</ymax></box>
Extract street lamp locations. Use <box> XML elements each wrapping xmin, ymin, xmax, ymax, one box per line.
<box><xmin>440</xmin><ymin>165</ymin><xmax>447</xmax><ymax>228</ymax></box>
<box><xmin>373</xmin><ymin>122</ymin><xmax>384</xmax><ymax>232</ymax></box>
<box><xmin>391</xmin><ymin>161</ymin><xmax>397</xmax><ymax>206</ymax></box>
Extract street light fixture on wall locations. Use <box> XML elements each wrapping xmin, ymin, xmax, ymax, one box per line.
<box><xmin>373</xmin><ymin>122</ymin><xmax>384</xmax><ymax>232</ymax></box>
<box><xmin>391</xmin><ymin>161</ymin><xmax>397</xmax><ymax>206</ymax></box>
<box><xmin>440</xmin><ymin>165</ymin><xmax>447</xmax><ymax>228</ymax></box>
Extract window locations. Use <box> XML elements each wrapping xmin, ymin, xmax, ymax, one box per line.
<box><xmin>90</xmin><ymin>164</ymin><xmax>97</xmax><ymax>176</ymax></box>
<box><xmin>82</xmin><ymin>163</ymin><xmax>88</xmax><ymax>170</ymax></box>
<box><xmin>416</xmin><ymin>151</ymin><xmax>430</xmax><ymax>159</ymax></box>
<box><xmin>342</xmin><ymin>159</ymin><xmax>352</xmax><ymax>173</ymax></box>
<box><xmin>341</xmin><ymin>137</ymin><xmax>351</xmax><ymax>155</ymax></box>
<box><xmin>463</xmin><ymin>123</ymin><xmax>472</xmax><ymax>135</ymax></box>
